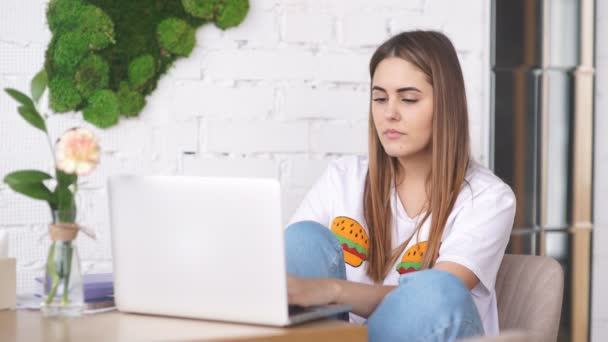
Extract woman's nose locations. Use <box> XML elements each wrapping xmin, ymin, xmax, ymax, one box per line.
<box><xmin>384</xmin><ymin>99</ymin><xmax>400</xmax><ymax>121</ymax></box>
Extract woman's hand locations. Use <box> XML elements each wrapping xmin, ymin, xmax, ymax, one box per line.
<box><xmin>287</xmin><ymin>275</ymin><xmax>341</xmax><ymax>307</ymax></box>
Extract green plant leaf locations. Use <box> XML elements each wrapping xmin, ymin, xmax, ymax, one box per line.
<box><xmin>55</xmin><ymin>169</ymin><xmax>77</xmax><ymax>188</ymax></box>
<box><xmin>54</xmin><ymin>186</ymin><xmax>76</xmax><ymax>222</ymax></box>
<box><xmin>3</xmin><ymin>170</ymin><xmax>54</xmax><ymax>202</ymax></box>
<box><xmin>31</xmin><ymin>69</ymin><xmax>48</xmax><ymax>103</ymax></box>
<box><xmin>17</xmin><ymin>105</ymin><xmax>47</xmax><ymax>132</ymax></box>
<box><xmin>54</xmin><ymin>169</ymin><xmax>77</xmax><ymax>222</ymax></box>
<box><xmin>4</xmin><ymin>170</ymin><xmax>53</xmax><ymax>185</ymax></box>
<box><xmin>4</xmin><ymin>88</ymin><xmax>35</xmax><ymax>109</ymax></box>
<box><xmin>7</xmin><ymin>182</ymin><xmax>54</xmax><ymax>202</ymax></box>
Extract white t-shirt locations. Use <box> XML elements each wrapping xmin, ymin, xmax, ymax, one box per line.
<box><xmin>288</xmin><ymin>156</ymin><xmax>516</xmax><ymax>336</ymax></box>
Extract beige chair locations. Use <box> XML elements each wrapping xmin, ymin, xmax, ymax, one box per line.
<box><xmin>462</xmin><ymin>254</ymin><xmax>565</xmax><ymax>342</ymax></box>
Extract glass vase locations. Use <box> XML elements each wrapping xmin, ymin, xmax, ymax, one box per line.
<box><xmin>40</xmin><ymin>210</ymin><xmax>84</xmax><ymax>317</ymax></box>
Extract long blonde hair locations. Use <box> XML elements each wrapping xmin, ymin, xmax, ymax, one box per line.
<box><xmin>364</xmin><ymin>31</ymin><xmax>471</xmax><ymax>282</ymax></box>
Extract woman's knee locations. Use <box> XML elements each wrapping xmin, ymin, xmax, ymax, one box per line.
<box><xmin>284</xmin><ymin>221</ymin><xmax>345</xmax><ymax>279</ymax></box>
<box><xmin>285</xmin><ymin>220</ymin><xmax>341</xmax><ymax>252</ymax></box>
<box><xmin>368</xmin><ymin>269</ymin><xmax>482</xmax><ymax>341</ymax></box>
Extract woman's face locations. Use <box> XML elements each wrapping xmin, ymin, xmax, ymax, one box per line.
<box><xmin>371</xmin><ymin>57</ymin><xmax>434</xmax><ymax>159</ymax></box>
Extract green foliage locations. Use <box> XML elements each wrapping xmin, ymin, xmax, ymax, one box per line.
<box><xmin>128</xmin><ymin>54</ymin><xmax>156</xmax><ymax>89</ymax></box>
<box><xmin>31</xmin><ymin>69</ymin><xmax>49</xmax><ymax>103</ymax></box>
<box><xmin>3</xmin><ymin>74</ymin><xmax>83</xmax><ymax>223</ymax></box>
<box><xmin>17</xmin><ymin>106</ymin><xmax>47</xmax><ymax>132</ymax></box>
<box><xmin>53</xmin><ymin>31</ymin><xmax>89</xmax><ymax>73</ymax></box>
<box><xmin>46</xmin><ymin>0</ymin><xmax>86</xmax><ymax>34</ymax></box>
<box><xmin>79</xmin><ymin>4</ymin><xmax>115</xmax><ymax>50</ymax></box>
<box><xmin>44</xmin><ymin>0</ymin><xmax>249</xmax><ymax>128</ymax></box>
<box><xmin>74</xmin><ymin>54</ymin><xmax>109</xmax><ymax>98</ymax></box>
<box><xmin>83</xmin><ymin>89</ymin><xmax>119</xmax><ymax>128</ymax></box>
<box><xmin>5</xmin><ymin>88</ymin><xmax>48</xmax><ymax>132</ymax></box>
<box><xmin>117</xmin><ymin>82</ymin><xmax>146</xmax><ymax>117</ymax></box>
<box><xmin>5</xmin><ymin>88</ymin><xmax>35</xmax><ymax>109</ymax></box>
<box><xmin>49</xmin><ymin>76</ymin><xmax>82</xmax><ymax>113</ymax></box>
<box><xmin>54</xmin><ymin>169</ymin><xmax>77</xmax><ymax>222</ymax></box>
<box><xmin>216</xmin><ymin>0</ymin><xmax>249</xmax><ymax>29</ymax></box>
<box><xmin>157</xmin><ymin>18</ymin><xmax>195</xmax><ymax>56</ymax></box>
<box><xmin>182</xmin><ymin>0</ymin><xmax>219</xmax><ymax>20</ymax></box>
<box><xmin>3</xmin><ymin>170</ymin><xmax>55</xmax><ymax>203</ymax></box>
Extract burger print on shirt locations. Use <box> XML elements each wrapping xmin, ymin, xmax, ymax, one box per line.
<box><xmin>396</xmin><ymin>241</ymin><xmax>428</xmax><ymax>274</ymax></box>
<box><xmin>331</xmin><ymin>216</ymin><xmax>369</xmax><ymax>267</ymax></box>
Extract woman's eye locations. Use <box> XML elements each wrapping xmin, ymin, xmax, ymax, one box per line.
<box><xmin>402</xmin><ymin>99</ymin><xmax>418</xmax><ymax>103</ymax></box>
<box><xmin>373</xmin><ymin>98</ymin><xmax>386</xmax><ymax>102</ymax></box>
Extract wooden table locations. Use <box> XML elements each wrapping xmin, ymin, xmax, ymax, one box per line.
<box><xmin>0</xmin><ymin>309</ymin><xmax>367</xmax><ymax>342</ymax></box>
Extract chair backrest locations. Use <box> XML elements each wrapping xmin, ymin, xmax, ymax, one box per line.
<box><xmin>495</xmin><ymin>254</ymin><xmax>564</xmax><ymax>342</ymax></box>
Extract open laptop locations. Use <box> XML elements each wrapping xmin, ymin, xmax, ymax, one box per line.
<box><xmin>107</xmin><ymin>175</ymin><xmax>351</xmax><ymax>326</ymax></box>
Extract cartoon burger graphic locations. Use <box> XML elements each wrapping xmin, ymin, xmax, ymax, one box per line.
<box><xmin>331</xmin><ymin>216</ymin><xmax>369</xmax><ymax>267</ymax></box>
<box><xmin>396</xmin><ymin>241</ymin><xmax>428</xmax><ymax>274</ymax></box>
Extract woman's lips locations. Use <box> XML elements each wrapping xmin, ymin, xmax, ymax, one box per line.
<box><xmin>384</xmin><ymin>129</ymin><xmax>404</xmax><ymax>139</ymax></box>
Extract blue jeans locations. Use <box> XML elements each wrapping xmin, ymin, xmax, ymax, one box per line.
<box><xmin>285</xmin><ymin>221</ymin><xmax>484</xmax><ymax>342</ymax></box>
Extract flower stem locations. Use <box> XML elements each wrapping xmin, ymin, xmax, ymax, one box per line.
<box><xmin>61</xmin><ymin>242</ymin><xmax>73</xmax><ymax>305</ymax></box>
<box><xmin>44</xmin><ymin>242</ymin><xmax>60</xmax><ymax>305</ymax></box>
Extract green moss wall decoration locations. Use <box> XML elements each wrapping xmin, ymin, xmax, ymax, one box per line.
<box><xmin>44</xmin><ymin>0</ymin><xmax>249</xmax><ymax>128</ymax></box>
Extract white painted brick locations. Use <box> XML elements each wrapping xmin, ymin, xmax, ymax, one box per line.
<box><xmin>167</xmin><ymin>47</ymin><xmax>204</xmax><ymax>80</ymax></box>
<box><xmin>137</xmin><ymin>75</ymin><xmax>174</xmax><ymax>125</ymax></box>
<box><xmin>201</xmin><ymin>49</ymin><xmax>316</xmax><ymax>80</ymax></box>
<box><xmin>389</xmin><ymin>13</ymin><xmax>442</xmax><ymax>34</ymax></box>
<box><xmin>182</xmin><ymin>155</ymin><xmax>279</xmax><ymax>178</ymax></box>
<box><xmin>0</xmin><ymin>187</ymin><xmax>52</xmax><ymax>225</ymax></box>
<box><xmin>282</xmin><ymin>187</ymin><xmax>308</xmax><ymax>225</ymax></box>
<box><xmin>310</xmin><ymin>121</ymin><xmax>367</xmax><ymax>154</ymax></box>
<box><xmin>44</xmin><ymin>112</ymin><xmax>98</xmax><ymax>142</ymax></box>
<box><xmin>279</xmin><ymin>0</ymin><xmax>328</xmax><ymax>13</ymax></box>
<box><xmin>282</xmin><ymin>13</ymin><xmax>333</xmax><ymax>44</ymax></box>
<box><xmin>169</xmin><ymin>80</ymin><xmax>274</xmax><ymax>120</ymax></box>
<box><xmin>0</xmin><ymin>42</ymin><xmax>46</xmax><ymax>75</ymax></box>
<box><xmin>152</xmin><ymin>119</ymin><xmax>199</xmax><ymax>156</ymax></box>
<box><xmin>0</xmin><ymin>119</ymin><xmax>53</xmax><ymax>156</ymax></box>
<box><xmin>81</xmin><ymin>153</ymin><xmax>166</xmax><ymax>189</ymax></box>
<box><xmin>0</xmin><ymin>0</ymin><xmax>51</xmax><ymax>44</ymax></box>
<box><xmin>0</xmin><ymin>151</ymin><xmax>53</xmax><ymax>186</ymax></box>
<box><xmin>71</xmin><ymin>190</ymin><xmax>112</xmax><ymax>261</ymax></box>
<box><xmin>286</xmin><ymin>158</ymin><xmax>329</xmax><ymax>187</ymax></box>
<box><xmin>95</xmin><ymin>119</ymin><xmax>155</xmax><ymax>156</ymax></box>
<box><xmin>340</xmin><ymin>14</ymin><xmax>389</xmax><ymax>47</ymax></box>
<box><xmin>315</xmin><ymin>51</ymin><xmax>372</xmax><ymax>83</ymax></box>
<box><xmin>222</xmin><ymin>0</ymin><xmax>279</xmax><ymax>48</ymax></box>
<box><xmin>206</xmin><ymin>120</ymin><xmax>308</xmax><ymax>153</ymax></box>
<box><xmin>194</xmin><ymin>23</ymin><xmax>239</xmax><ymax>51</ymax></box>
<box><xmin>441</xmin><ymin>5</ymin><xmax>485</xmax><ymax>53</ymax></box>
<box><xmin>460</xmin><ymin>52</ymin><xmax>485</xmax><ymax>100</ymax></box>
<box><xmin>327</xmin><ymin>0</ymin><xmax>424</xmax><ymax>14</ymax></box>
<box><xmin>283</xmin><ymin>85</ymin><xmax>368</xmax><ymax>120</ymax></box>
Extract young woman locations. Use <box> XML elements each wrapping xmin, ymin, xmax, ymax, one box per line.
<box><xmin>284</xmin><ymin>30</ymin><xmax>516</xmax><ymax>341</ymax></box>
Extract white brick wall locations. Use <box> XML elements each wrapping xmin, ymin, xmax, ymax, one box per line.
<box><xmin>593</xmin><ymin>0</ymin><xmax>608</xmax><ymax>340</ymax></box>
<box><xmin>0</xmin><ymin>0</ymin><xmax>491</xmax><ymax>295</ymax></box>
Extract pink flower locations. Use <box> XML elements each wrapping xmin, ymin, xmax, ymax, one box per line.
<box><xmin>55</xmin><ymin>128</ymin><xmax>100</xmax><ymax>176</ymax></box>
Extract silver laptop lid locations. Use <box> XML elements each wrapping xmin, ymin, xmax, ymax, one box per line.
<box><xmin>108</xmin><ymin>175</ymin><xmax>290</xmax><ymax>325</ymax></box>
